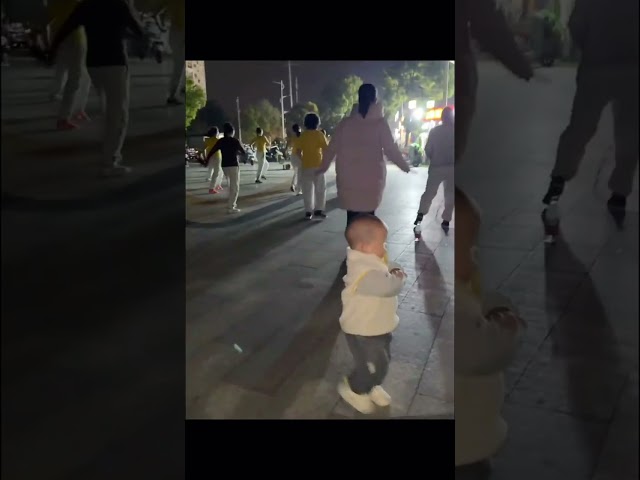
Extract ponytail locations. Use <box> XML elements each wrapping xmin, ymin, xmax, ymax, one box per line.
<box><xmin>357</xmin><ymin>83</ymin><xmax>377</xmax><ymax>119</ymax></box>
<box><xmin>358</xmin><ymin>100</ymin><xmax>372</xmax><ymax>118</ymax></box>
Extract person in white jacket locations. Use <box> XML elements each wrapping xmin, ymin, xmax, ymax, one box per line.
<box><xmin>338</xmin><ymin>214</ymin><xmax>406</xmax><ymax>414</ymax></box>
<box><xmin>454</xmin><ymin>188</ymin><xmax>526</xmax><ymax>476</ymax></box>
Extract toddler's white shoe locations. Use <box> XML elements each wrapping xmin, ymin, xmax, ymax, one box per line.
<box><xmin>369</xmin><ymin>385</ymin><xmax>391</xmax><ymax>407</ymax></box>
<box><xmin>337</xmin><ymin>378</ymin><xmax>375</xmax><ymax>414</ymax></box>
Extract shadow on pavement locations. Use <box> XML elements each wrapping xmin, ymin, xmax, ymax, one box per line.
<box><xmin>227</xmin><ymin>266</ymin><xmax>344</xmax><ymax>418</ymax></box>
<box><xmin>544</xmin><ymin>235</ymin><xmax>623</xmax><ymax>472</ymax></box>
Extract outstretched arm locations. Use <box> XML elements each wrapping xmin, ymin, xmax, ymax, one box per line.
<box><xmin>380</xmin><ymin>121</ymin><xmax>410</xmax><ymax>172</ymax></box>
<box><xmin>317</xmin><ymin>123</ymin><xmax>341</xmax><ymax>174</ymax></box>
<box><xmin>468</xmin><ymin>0</ymin><xmax>534</xmax><ymax>81</ymax></box>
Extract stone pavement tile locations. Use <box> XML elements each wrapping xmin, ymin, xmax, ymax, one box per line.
<box><xmin>506</xmin><ymin>339</ymin><xmax>629</xmax><ymax>421</ymax></box>
<box><xmin>504</xmin><ymin>307</ymin><xmax>559</xmax><ymax>394</ymax></box>
<box><xmin>279</xmin><ymin>379</ymin><xmax>341</xmax><ymax>419</ymax></box>
<box><xmin>197</xmin><ymin>383</ymin><xmax>275</xmax><ymax>419</ymax></box>
<box><xmin>408</xmin><ymin>394</ymin><xmax>454</xmax><ymax>418</ymax></box>
<box><xmin>476</xmin><ymin>247</ymin><xmax>529</xmax><ymax>291</ymax></box>
<box><xmin>392</xmin><ymin>310</ymin><xmax>441</xmax><ymax>365</ymax></box>
<box><xmin>400</xmin><ymin>290</ymin><xmax>451</xmax><ymax>318</ymax></box>
<box><xmin>186</xmin><ymin>342</ymin><xmax>247</xmax><ymax>418</ymax></box>
<box><xmin>592</xmin><ymin>372</ymin><xmax>639</xmax><ymax>480</ymax></box>
<box><xmin>479</xmin><ymin>224</ymin><xmax>544</xmax><ymax>251</ymax></box>
<box><xmin>558</xmin><ymin>217</ymin><xmax>617</xmax><ymax>251</ymax></box>
<box><xmin>498</xmin><ymin>268</ymin><xmax>586</xmax><ymax>313</ymax></box>
<box><xmin>332</xmin><ymin>359</ymin><xmax>424</xmax><ymax>418</ymax></box>
<box><xmin>490</xmin><ymin>404</ymin><xmax>608</xmax><ymax>480</ymax></box>
<box><xmin>516</xmin><ymin>242</ymin><xmax>602</xmax><ymax>275</ymax></box>
<box><xmin>417</xmin><ymin>337</ymin><xmax>454</xmax><ymax>404</ymax></box>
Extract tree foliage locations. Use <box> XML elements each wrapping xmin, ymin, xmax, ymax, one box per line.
<box><xmin>381</xmin><ymin>61</ymin><xmax>454</xmax><ymax>119</ymax></box>
<box><xmin>185</xmin><ymin>76</ymin><xmax>206</xmax><ymax>129</ymax></box>
<box><xmin>285</xmin><ymin>101</ymin><xmax>319</xmax><ymax>132</ymax></box>
<box><xmin>240</xmin><ymin>99</ymin><xmax>282</xmax><ymax>141</ymax></box>
<box><xmin>318</xmin><ymin>74</ymin><xmax>362</xmax><ymax>132</ymax></box>
<box><xmin>188</xmin><ymin>100</ymin><xmax>229</xmax><ymax>135</ymax></box>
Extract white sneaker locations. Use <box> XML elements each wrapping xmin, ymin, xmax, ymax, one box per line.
<box><xmin>369</xmin><ymin>385</ymin><xmax>391</xmax><ymax>407</ymax></box>
<box><xmin>337</xmin><ymin>378</ymin><xmax>375</xmax><ymax>414</ymax></box>
<box><xmin>227</xmin><ymin>207</ymin><xmax>241</xmax><ymax>214</ymax></box>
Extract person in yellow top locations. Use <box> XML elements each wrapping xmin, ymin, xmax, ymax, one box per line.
<box><xmin>251</xmin><ymin>127</ymin><xmax>271</xmax><ymax>183</ymax></box>
<box><xmin>294</xmin><ymin>113</ymin><xmax>329</xmax><ymax>220</ymax></box>
<box><xmin>287</xmin><ymin>123</ymin><xmax>303</xmax><ymax>195</ymax></box>
<box><xmin>204</xmin><ymin>126</ymin><xmax>225</xmax><ymax>193</ymax></box>
<box><xmin>48</xmin><ymin>0</ymin><xmax>90</xmax><ymax>130</ymax></box>
<box><xmin>165</xmin><ymin>0</ymin><xmax>184</xmax><ymax>105</ymax></box>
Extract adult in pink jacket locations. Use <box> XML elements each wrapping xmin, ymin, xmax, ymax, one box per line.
<box><xmin>317</xmin><ymin>83</ymin><xmax>411</xmax><ymax>228</ymax></box>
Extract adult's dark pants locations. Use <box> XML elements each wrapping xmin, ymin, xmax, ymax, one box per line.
<box><xmin>553</xmin><ymin>66</ymin><xmax>639</xmax><ymax>197</ymax></box>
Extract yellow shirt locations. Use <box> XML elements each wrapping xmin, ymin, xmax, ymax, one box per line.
<box><xmin>204</xmin><ymin>137</ymin><xmax>221</xmax><ymax>159</ymax></box>
<box><xmin>295</xmin><ymin>129</ymin><xmax>329</xmax><ymax>169</ymax></box>
<box><xmin>252</xmin><ymin>135</ymin><xmax>270</xmax><ymax>153</ymax></box>
<box><xmin>49</xmin><ymin>0</ymin><xmax>86</xmax><ymax>46</ymax></box>
<box><xmin>286</xmin><ymin>135</ymin><xmax>299</xmax><ymax>151</ymax></box>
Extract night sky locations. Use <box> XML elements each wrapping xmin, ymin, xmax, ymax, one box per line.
<box><xmin>205</xmin><ymin>61</ymin><xmax>401</xmax><ymax>119</ymax></box>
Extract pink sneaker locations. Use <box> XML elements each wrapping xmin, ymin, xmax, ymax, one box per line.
<box><xmin>74</xmin><ymin>111</ymin><xmax>91</xmax><ymax>122</ymax></box>
<box><xmin>56</xmin><ymin>118</ymin><xmax>79</xmax><ymax>131</ymax></box>
<box><xmin>209</xmin><ymin>188</ymin><xmax>218</xmax><ymax>194</ymax></box>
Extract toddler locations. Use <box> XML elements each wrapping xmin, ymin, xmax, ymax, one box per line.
<box><xmin>454</xmin><ymin>187</ymin><xmax>526</xmax><ymax>475</ymax></box>
<box><xmin>339</xmin><ymin>214</ymin><xmax>406</xmax><ymax>414</ymax></box>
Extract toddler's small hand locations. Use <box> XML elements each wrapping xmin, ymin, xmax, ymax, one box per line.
<box><xmin>487</xmin><ymin>308</ymin><xmax>525</xmax><ymax>332</ymax></box>
<box><xmin>390</xmin><ymin>268</ymin><xmax>406</xmax><ymax>279</ymax></box>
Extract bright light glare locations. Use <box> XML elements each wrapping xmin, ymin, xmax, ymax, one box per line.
<box><xmin>408</xmin><ymin>100</ymin><xmax>417</xmax><ymax>110</ymax></box>
<box><xmin>394</xmin><ymin>111</ymin><xmax>399</xmax><ymax>122</ymax></box>
<box><xmin>420</xmin><ymin>123</ymin><xmax>429</xmax><ymax>130</ymax></box>
<box><xmin>426</xmin><ymin>100</ymin><xmax>435</xmax><ymax>109</ymax></box>
<box><xmin>412</xmin><ymin>108</ymin><xmax>424</xmax><ymax>120</ymax></box>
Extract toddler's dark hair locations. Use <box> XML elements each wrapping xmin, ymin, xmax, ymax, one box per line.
<box><xmin>345</xmin><ymin>214</ymin><xmax>387</xmax><ymax>248</ymax></box>
<box><xmin>207</xmin><ymin>126</ymin><xmax>219</xmax><ymax>137</ymax></box>
<box><xmin>256</xmin><ymin>127</ymin><xmax>263</xmax><ymax>135</ymax></box>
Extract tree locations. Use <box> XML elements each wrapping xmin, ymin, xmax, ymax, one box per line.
<box><xmin>240</xmin><ymin>99</ymin><xmax>282</xmax><ymax>141</ymax></box>
<box><xmin>285</xmin><ymin>101</ymin><xmax>319</xmax><ymax>132</ymax></box>
<box><xmin>318</xmin><ymin>74</ymin><xmax>362</xmax><ymax>132</ymax></box>
<box><xmin>185</xmin><ymin>76</ymin><xmax>206</xmax><ymax>130</ymax></box>
<box><xmin>189</xmin><ymin>100</ymin><xmax>230</xmax><ymax>135</ymax></box>
<box><xmin>381</xmin><ymin>61</ymin><xmax>454</xmax><ymax>119</ymax></box>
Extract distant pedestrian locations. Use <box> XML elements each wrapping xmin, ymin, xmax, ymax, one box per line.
<box><xmin>50</xmin><ymin>0</ymin><xmax>147</xmax><ymax>177</ymax></box>
<box><xmin>287</xmin><ymin>123</ymin><xmax>303</xmax><ymax>195</ymax></box>
<box><xmin>251</xmin><ymin>127</ymin><xmax>270</xmax><ymax>183</ymax></box>
<box><xmin>541</xmin><ymin>0</ymin><xmax>639</xmax><ymax>224</ymax></box>
<box><xmin>317</xmin><ymin>83</ymin><xmax>410</xmax><ymax>229</ymax></box>
<box><xmin>414</xmin><ymin>106</ymin><xmax>455</xmax><ymax>233</ymax></box>
<box><xmin>294</xmin><ymin>113</ymin><xmax>329</xmax><ymax>220</ymax></box>
<box><xmin>205</xmin><ymin>122</ymin><xmax>246</xmax><ymax>214</ymax></box>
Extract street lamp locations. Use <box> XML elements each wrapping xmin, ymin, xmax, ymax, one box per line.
<box><xmin>273</xmin><ymin>80</ymin><xmax>287</xmax><ymax>139</ymax></box>
<box><xmin>412</xmin><ymin>108</ymin><xmax>424</xmax><ymax>121</ymax></box>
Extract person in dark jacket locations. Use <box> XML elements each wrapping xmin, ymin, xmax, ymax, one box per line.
<box><xmin>455</xmin><ymin>0</ymin><xmax>534</xmax><ymax>163</ymax></box>
<box><xmin>542</xmin><ymin>0</ymin><xmax>638</xmax><ymax>223</ymax></box>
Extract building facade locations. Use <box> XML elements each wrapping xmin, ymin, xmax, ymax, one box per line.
<box><xmin>186</xmin><ymin>60</ymin><xmax>206</xmax><ymax>99</ymax></box>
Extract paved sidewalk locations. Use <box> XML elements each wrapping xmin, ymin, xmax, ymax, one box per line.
<box><xmin>186</xmin><ymin>165</ymin><xmax>455</xmax><ymax>419</ymax></box>
<box><xmin>186</xmin><ymin>162</ymin><xmax>337</xmax><ymax>223</ymax></box>
<box><xmin>457</xmin><ymin>62</ymin><xmax>638</xmax><ymax>480</ymax></box>
<box><xmin>1</xmin><ymin>57</ymin><xmax>183</xmax><ymax>200</ymax></box>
